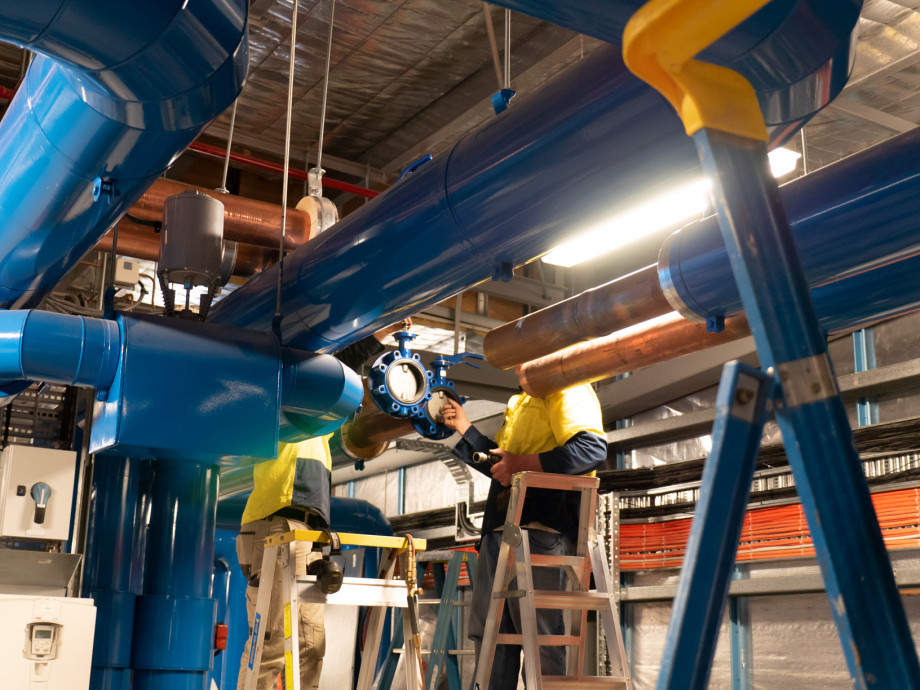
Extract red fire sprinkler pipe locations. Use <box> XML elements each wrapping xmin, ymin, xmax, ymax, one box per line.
<box><xmin>188</xmin><ymin>142</ymin><xmax>381</xmax><ymax>199</ymax></box>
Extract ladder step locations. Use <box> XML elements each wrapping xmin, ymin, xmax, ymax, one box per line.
<box><xmin>533</xmin><ymin>590</ymin><xmax>612</xmax><ymax>610</ymax></box>
<box><xmin>529</xmin><ymin>554</ymin><xmax>587</xmax><ymax>568</ymax></box>
<box><xmin>496</xmin><ymin>634</ymin><xmax>583</xmax><ymax>647</ymax></box>
<box><xmin>541</xmin><ymin>676</ymin><xmax>630</xmax><ymax>689</ymax></box>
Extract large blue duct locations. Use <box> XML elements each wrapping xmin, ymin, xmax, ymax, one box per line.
<box><xmin>490</xmin><ymin>0</ymin><xmax>859</xmax><ymax>138</ymax></box>
<box><xmin>0</xmin><ymin>0</ymin><xmax>247</xmax><ymax>308</ymax></box>
<box><xmin>659</xmin><ymin>126</ymin><xmax>920</xmax><ymax>327</ymax></box>
<box><xmin>208</xmin><ymin>7</ymin><xmax>859</xmax><ymax>352</ymax></box>
<box><xmin>0</xmin><ymin>309</ymin><xmax>362</xmax><ymax>462</ymax></box>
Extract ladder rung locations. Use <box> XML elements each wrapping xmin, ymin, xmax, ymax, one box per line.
<box><xmin>447</xmin><ymin>650</ymin><xmax>476</xmax><ymax>656</ymax></box>
<box><xmin>496</xmin><ymin>634</ymin><xmax>583</xmax><ymax>647</ymax></box>
<box><xmin>529</xmin><ymin>554</ymin><xmax>586</xmax><ymax>568</ymax></box>
<box><xmin>533</xmin><ymin>590</ymin><xmax>611</xmax><ymax>610</ymax></box>
<box><xmin>541</xmin><ymin>676</ymin><xmax>630</xmax><ymax>689</ymax></box>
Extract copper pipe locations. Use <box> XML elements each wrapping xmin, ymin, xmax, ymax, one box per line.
<box><xmin>128</xmin><ymin>178</ymin><xmax>315</xmax><ymax>251</ymax></box>
<box><xmin>94</xmin><ymin>221</ymin><xmax>275</xmax><ymax>276</ymax></box>
<box><xmin>340</xmin><ymin>383</ymin><xmax>413</xmax><ymax>460</ymax></box>
<box><xmin>483</xmin><ymin>264</ymin><xmax>672</xmax><ymax>370</ymax></box>
<box><xmin>517</xmin><ymin>312</ymin><xmax>751</xmax><ymax>398</ymax></box>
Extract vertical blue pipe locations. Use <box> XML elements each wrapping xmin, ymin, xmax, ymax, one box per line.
<box><xmin>211</xmin><ymin>557</ymin><xmax>231</xmax><ymax>688</ymax></box>
<box><xmin>853</xmin><ymin>329</ymin><xmax>878</xmax><ymax>427</ymax></box>
<box><xmin>211</xmin><ymin>529</ymin><xmax>250</xmax><ymax>690</ymax></box>
<box><xmin>133</xmin><ymin>460</ymin><xmax>219</xmax><ymax>690</ymax></box>
<box><xmin>347</xmin><ymin>480</ymin><xmax>356</xmax><ymax>498</ymax></box>
<box><xmin>729</xmin><ymin>566</ymin><xmax>752</xmax><ymax>690</ymax></box>
<box><xmin>82</xmin><ymin>454</ymin><xmax>143</xmax><ymax>690</ymax></box>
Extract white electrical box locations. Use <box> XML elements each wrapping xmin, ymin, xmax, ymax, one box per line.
<box><xmin>0</xmin><ymin>445</ymin><xmax>77</xmax><ymax>542</ymax></box>
<box><xmin>0</xmin><ymin>595</ymin><xmax>95</xmax><ymax>689</ymax></box>
<box><xmin>114</xmin><ymin>257</ymin><xmax>140</xmax><ymax>288</ymax></box>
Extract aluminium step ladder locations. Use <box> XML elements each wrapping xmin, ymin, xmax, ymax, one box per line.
<box><xmin>474</xmin><ymin>471</ymin><xmax>632</xmax><ymax>690</ymax></box>
<box><xmin>241</xmin><ymin>529</ymin><xmax>426</xmax><ymax>690</ymax></box>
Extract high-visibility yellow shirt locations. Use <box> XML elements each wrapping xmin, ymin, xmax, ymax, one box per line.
<box><xmin>241</xmin><ymin>435</ymin><xmax>333</xmax><ymax>525</ymax></box>
<box><xmin>495</xmin><ymin>384</ymin><xmax>604</xmax><ymax>456</ymax></box>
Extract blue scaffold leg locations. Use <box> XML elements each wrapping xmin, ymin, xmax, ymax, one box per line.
<box><xmin>426</xmin><ymin>553</ymin><xmax>465</xmax><ymax>690</ymax></box>
<box><xmin>687</xmin><ymin>128</ymin><xmax>920</xmax><ymax>688</ymax></box>
<box><xmin>656</xmin><ymin>361</ymin><xmax>771</xmax><ymax>690</ymax></box>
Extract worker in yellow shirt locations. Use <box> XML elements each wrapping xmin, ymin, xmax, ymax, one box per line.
<box><xmin>236</xmin><ymin>322</ymin><xmax>408</xmax><ymax>690</ymax></box>
<box><xmin>441</xmin><ymin>383</ymin><xmax>606</xmax><ymax>689</ymax></box>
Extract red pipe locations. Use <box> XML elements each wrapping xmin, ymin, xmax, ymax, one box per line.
<box><xmin>188</xmin><ymin>142</ymin><xmax>380</xmax><ymax>199</ymax></box>
<box><xmin>0</xmin><ymin>86</ymin><xmax>14</xmax><ymax>100</ymax></box>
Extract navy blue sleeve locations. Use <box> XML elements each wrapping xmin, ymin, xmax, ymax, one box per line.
<box><xmin>538</xmin><ymin>431</ymin><xmax>607</xmax><ymax>476</ymax></box>
<box><xmin>335</xmin><ymin>336</ymin><xmax>385</xmax><ymax>371</ymax></box>
<box><xmin>451</xmin><ymin>425</ymin><xmax>497</xmax><ymax>478</ymax></box>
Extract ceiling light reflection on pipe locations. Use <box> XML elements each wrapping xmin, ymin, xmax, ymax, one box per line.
<box><xmin>542</xmin><ymin>178</ymin><xmax>712</xmax><ymax>268</ymax></box>
<box><xmin>768</xmin><ymin>146</ymin><xmax>802</xmax><ymax>178</ymax></box>
<box><xmin>542</xmin><ymin>147</ymin><xmax>801</xmax><ymax>268</ymax></box>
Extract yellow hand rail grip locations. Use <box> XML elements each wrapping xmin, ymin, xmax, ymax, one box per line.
<box><xmin>623</xmin><ymin>0</ymin><xmax>771</xmax><ymax>141</ymax></box>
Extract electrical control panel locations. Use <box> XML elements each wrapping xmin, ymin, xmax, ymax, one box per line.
<box><xmin>0</xmin><ymin>595</ymin><xmax>95</xmax><ymax>689</ymax></box>
<box><xmin>113</xmin><ymin>257</ymin><xmax>140</xmax><ymax>288</ymax></box>
<box><xmin>0</xmin><ymin>445</ymin><xmax>77</xmax><ymax>543</ymax></box>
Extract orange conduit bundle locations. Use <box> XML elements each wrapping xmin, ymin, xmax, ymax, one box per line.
<box><xmin>619</xmin><ymin>486</ymin><xmax>920</xmax><ymax>570</ymax></box>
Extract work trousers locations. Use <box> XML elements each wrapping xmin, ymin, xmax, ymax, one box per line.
<box><xmin>236</xmin><ymin>516</ymin><xmax>325</xmax><ymax>690</ymax></box>
<box><xmin>468</xmin><ymin>529</ymin><xmax>572</xmax><ymax>690</ymax></box>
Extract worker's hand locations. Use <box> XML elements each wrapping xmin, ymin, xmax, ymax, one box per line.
<box><xmin>489</xmin><ymin>449</ymin><xmax>541</xmax><ymax>487</ymax></box>
<box><xmin>439</xmin><ymin>398</ymin><xmax>470</xmax><ymax>435</ymax></box>
<box><xmin>373</xmin><ymin>317</ymin><xmax>412</xmax><ymax>343</ymax></box>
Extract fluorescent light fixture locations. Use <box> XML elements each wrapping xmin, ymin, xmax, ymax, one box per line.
<box><xmin>768</xmin><ymin>146</ymin><xmax>801</xmax><ymax>178</ymax></box>
<box><xmin>542</xmin><ymin>147</ymin><xmax>802</xmax><ymax>269</ymax></box>
<box><xmin>542</xmin><ymin>178</ymin><xmax>712</xmax><ymax>268</ymax></box>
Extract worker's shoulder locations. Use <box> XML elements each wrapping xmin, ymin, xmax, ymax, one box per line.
<box><xmin>546</xmin><ymin>383</ymin><xmax>599</xmax><ymax>405</ymax></box>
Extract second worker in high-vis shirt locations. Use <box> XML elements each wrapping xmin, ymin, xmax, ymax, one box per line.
<box><xmin>441</xmin><ymin>383</ymin><xmax>607</xmax><ymax>690</ymax></box>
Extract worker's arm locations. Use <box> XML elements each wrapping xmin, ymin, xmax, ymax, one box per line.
<box><xmin>442</xmin><ymin>399</ymin><xmax>500</xmax><ymax>477</ymax></box>
<box><xmin>335</xmin><ymin>318</ymin><xmax>412</xmax><ymax>371</ymax></box>
<box><xmin>489</xmin><ymin>431</ymin><xmax>606</xmax><ymax>486</ymax></box>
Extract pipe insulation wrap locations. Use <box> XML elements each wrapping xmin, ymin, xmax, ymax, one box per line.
<box><xmin>0</xmin><ymin>0</ymin><xmax>247</xmax><ymax>308</ymax></box>
<box><xmin>0</xmin><ymin>309</ymin><xmax>120</xmax><ymax>390</ymax></box>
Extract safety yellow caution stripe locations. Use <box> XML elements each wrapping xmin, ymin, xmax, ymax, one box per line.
<box><xmin>264</xmin><ymin>530</ymin><xmax>427</xmax><ymax>551</ymax></box>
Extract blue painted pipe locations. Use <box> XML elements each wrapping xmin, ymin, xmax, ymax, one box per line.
<box><xmin>660</xmin><ymin>126</ymin><xmax>920</xmax><ymax>325</ymax></box>
<box><xmin>490</xmin><ymin>0</ymin><xmax>859</xmax><ymax>135</ymax></box>
<box><xmin>209</xmin><ymin>45</ymin><xmax>700</xmax><ymax>348</ymax></box>
<box><xmin>281</xmin><ymin>349</ymin><xmax>364</xmax><ymax>437</ymax></box>
<box><xmin>0</xmin><ymin>310</ymin><xmax>120</xmax><ymax>398</ymax></box>
<box><xmin>210</xmin><ymin>529</ymin><xmax>250</xmax><ymax>690</ymax></box>
<box><xmin>82</xmin><ymin>455</ymin><xmax>143</xmax><ymax>690</ymax></box>
<box><xmin>0</xmin><ymin>0</ymin><xmax>247</xmax><ymax>308</ymax></box>
<box><xmin>209</xmin><ymin>2</ymin><xmax>858</xmax><ymax>351</ymax></box>
<box><xmin>133</xmin><ymin>460</ymin><xmax>219</xmax><ymax>690</ymax></box>
<box><xmin>0</xmin><ymin>309</ymin><xmax>361</xmax><ymax>457</ymax></box>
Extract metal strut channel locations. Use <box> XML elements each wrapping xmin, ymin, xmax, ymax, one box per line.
<box><xmin>623</xmin><ymin>1</ymin><xmax>920</xmax><ymax>689</ymax></box>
